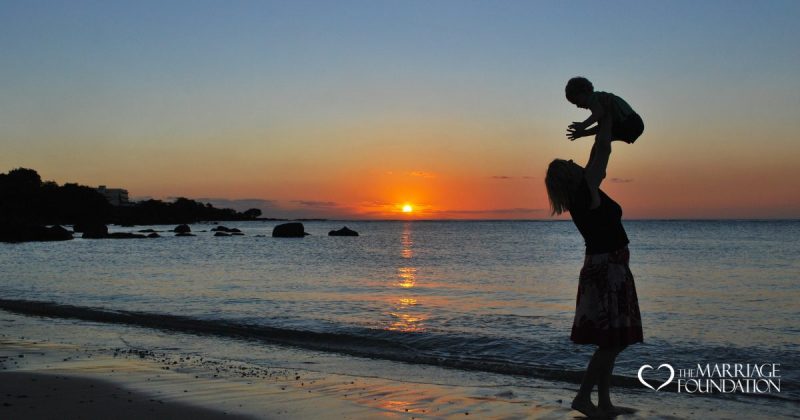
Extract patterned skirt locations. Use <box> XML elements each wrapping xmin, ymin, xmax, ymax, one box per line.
<box><xmin>570</xmin><ymin>246</ymin><xmax>644</xmax><ymax>347</ymax></box>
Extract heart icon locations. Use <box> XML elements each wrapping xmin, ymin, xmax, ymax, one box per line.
<box><xmin>638</xmin><ymin>363</ymin><xmax>674</xmax><ymax>391</ymax></box>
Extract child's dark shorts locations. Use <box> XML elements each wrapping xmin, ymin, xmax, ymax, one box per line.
<box><xmin>612</xmin><ymin>113</ymin><xmax>644</xmax><ymax>144</ymax></box>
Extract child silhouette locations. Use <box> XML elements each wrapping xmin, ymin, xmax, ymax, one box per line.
<box><xmin>565</xmin><ymin>77</ymin><xmax>644</xmax><ymax>144</ymax></box>
<box><xmin>565</xmin><ymin>77</ymin><xmax>644</xmax><ymax>208</ymax></box>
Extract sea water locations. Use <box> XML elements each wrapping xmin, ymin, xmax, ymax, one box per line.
<box><xmin>1</xmin><ymin>220</ymin><xmax>798</xmax><ymax>403</ymax></box>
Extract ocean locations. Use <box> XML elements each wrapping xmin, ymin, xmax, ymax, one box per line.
<box><xmin>1</xmin><ymin>220</ymin><xmax>798</xmax><ymax>406</ymax></box>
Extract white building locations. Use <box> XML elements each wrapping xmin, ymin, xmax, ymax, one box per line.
<box><xmin>96</xmin><ymin>185</ymin><xmax>130</xmax><ymax>206</ymax></box>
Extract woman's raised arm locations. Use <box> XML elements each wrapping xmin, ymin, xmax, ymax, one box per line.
<box><xmin>584</xmin><ymin>115</ymin><xmax>613</xmax><ymax>208</ymax></box>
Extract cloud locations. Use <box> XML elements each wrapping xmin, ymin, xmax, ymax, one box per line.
<box><xmin>491</xmin><ymin>175</ymin><xmax>538</xmax><ymax>180</ymax></box>
<box><xmin>194</xmin><ymin>198</ymin><xmax>280</xmax><ymax>212</ymax></box>
<box><xmin>291</xmin><ymin>200</ymin><xmax>338</xmax><ymax>208</ymax></box>
<box><xmin>196</xmin><ymin>198</ymin><xmax>355</xmax><ymax>219</ymax></box>
<box><xmin>384</xmin><ymin>170</ymin><xmax>437</xmax><ymax>178</ymax></box>
<box><xmin>359</xmin><ymin>200</ymin><xmax>394</xmax><ymax>208</ymax></box>
<box><xmin>432</xmin><ymin>207</ymin><xmax>545</xmax><ymax>215</ymax></box>
<box><xmin>610</xmin><ymin>178</ymin><xmax>634</xmax><ymax>183</ymax></box>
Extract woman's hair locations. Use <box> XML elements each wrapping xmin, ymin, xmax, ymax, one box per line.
<box><xmin>545</xmin><ymin>159</ymin><xmax>578</xmax><ymax>215</ymax></box>
<box><xmin>565</xmin><ymin>77</ymin><xmax>593</xmax><ymax>104</ymax></box>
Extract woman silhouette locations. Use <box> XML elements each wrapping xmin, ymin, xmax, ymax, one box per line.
<box><xmin>545</xmin><ymin>139</ymin><xmax>643</xmax><ymax>417</ymax></box>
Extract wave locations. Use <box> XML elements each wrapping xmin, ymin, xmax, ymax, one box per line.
<box><xmin>0</xmin><ymin>298</ymin><xmax>796</xmax><ymax>403</ymax></box>
<box><xmin>0</xmin><ymin>298</ymin><xmax>595</xmax><ymax>380</ymax></box>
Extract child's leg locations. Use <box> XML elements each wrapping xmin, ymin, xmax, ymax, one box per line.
<box><xmin>612</xmin><ymin>113</ymin><xmax>644</xmax><ymax>144</ymax></box>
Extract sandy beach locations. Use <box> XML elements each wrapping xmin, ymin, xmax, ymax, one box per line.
<box><xmin>0</xmin><ymin>371</ymin><xmax>252</xmax><ymax>420</ymax></box>
<box><xmin>3</xmin><ymin>311</ymin><xmax>797</xmax><ymax>420</ymax></box>
<box><xmin>0</xmin><ymin>336</ymin><xmax>567</xmax><ymax>419</ymax></box>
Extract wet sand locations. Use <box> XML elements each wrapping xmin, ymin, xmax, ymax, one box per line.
<box><xmin>0</xmin><ymin>371</ymin><xmax>253</xmax><ymax>419</ymax></box>
<box><xmin>0</xmin><ymin>337</ymin><xmax>582</xmax><ymax>419</ymax></box>
<box><xmin>2</xmin><ymin>322</ymin><xmax>797</xmax><ymax>419</ymax></box>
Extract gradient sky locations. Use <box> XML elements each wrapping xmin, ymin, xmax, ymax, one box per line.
<box><xmin>2</xmin><ymin>0</ymin><xmax>799</xmax><ymax>219</ymax></box>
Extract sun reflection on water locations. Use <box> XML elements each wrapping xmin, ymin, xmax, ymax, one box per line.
<box><xmin>401</xmin><ymin>224</ymin><xmax>413</xmax><ymax>259</ymax></box>
<box><xmin>397</xmin><ymin>267</ymin><xmax>417</xmax><ymax>288</ymax></box>
<box><xmin>385</xmin><ymin>222</ymin><xmax>427</xmax><ymax>332</ymax></box>
<box><xmin>387</xmin><ymin>297</ymin><xmax>426</xmax><ymax>332</ymax></box>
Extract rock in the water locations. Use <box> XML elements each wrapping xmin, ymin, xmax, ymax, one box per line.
<box><xmin>173</xmin><ymin>224</ymin><xmax>191</xmax><ymax>234</ymax></box>
<box><xmin>44</xmin><ymin>225</ymin><xmax>72</xmax><ymax>237</ymax></box>
<box><xmin>272</xmin><ymin>222</ymin><xmax>309</xmax><ymax>238</ymax></box>
<box><xmin>329</xmin><ymin>226</ymin><xmax>359</xmax><ymax>237</ymax></box>
<box><xmin>81</xmin><ymin>223</ymin><xmax>109</xmax><ymax>239</ymax></box>
<box><xmin>107</xmin><ymin>232</ymin><xmax>146</xmax><ymax>239</ymax></box>
<box><xmin>231</xmin><ymin>232</ymin><xmax>244</xmax><ymax>236</ymax></box>
<box><xmin>0</xmin><ymin>225</ymin><xmax>74</xmax><ymax>243</ymax></box>
<box><xmin>214</xmin><ymin>232</ymin><xmax>231</xmax><ymax>237</ymax></box>
<box><xmin>175</xmin><ymin>232</ymin><xmax>195</xmax><ymax>237</ymax></box>
<box><xmin>211</xmin><ymin>226</ymin><xmax>242</xmax><ymax>233</ymax></box>
<box><xmin>147</xmin><ymin>233</ymin><xmax>160</xmax><ymax>238</ymax></box>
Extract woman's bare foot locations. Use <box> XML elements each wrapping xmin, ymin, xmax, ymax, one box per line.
<box><xmin>598</xmin><ymin>404</ymin><xmax>637</xmax><ymax>417</ymax></box>
<box><xmin>571</xmin><ymin>397</ymin><xmax>604</xmax><ymax>418</ymax></box>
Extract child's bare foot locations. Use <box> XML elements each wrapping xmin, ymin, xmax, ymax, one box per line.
<box><xmin>598</xmin><ymin>404</ymin><xmax>637</xmax><ymax>417</ymax></box>
<box><xmin>571</xmin><ymin>397</ymin><xmax>605</xmax><ymax>418</ymax></box>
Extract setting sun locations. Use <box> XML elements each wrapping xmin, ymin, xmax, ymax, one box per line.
<box><xmin>402</xmin><ymin>204</ymin><xmax>413</xmax><ymax>213</ymax></box>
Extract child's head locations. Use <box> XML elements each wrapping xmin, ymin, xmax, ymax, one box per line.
<box><xmin>565</xmin><ymin>77</ymin><xmax>593</xmax><ymax>108</ymax></box>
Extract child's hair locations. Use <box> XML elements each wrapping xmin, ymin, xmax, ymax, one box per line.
<box><xmin>565</xmin><ymin>77</ymin><xmax>593</xmax><ymax>104</ymax></box>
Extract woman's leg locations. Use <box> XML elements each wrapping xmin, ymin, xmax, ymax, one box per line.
<box><xmin>572</xmin><ymin>346</ymin><xmax>618</xmax><ymax>416</ymax></box>
<box><xmin>597</xmin><ymin>345</ymin><xmax>625</xmax><ymax>410</ymax></box>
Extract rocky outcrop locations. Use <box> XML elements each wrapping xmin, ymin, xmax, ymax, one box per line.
<box><xmin>211</xmin><ymin>226</ymin><xmax>242</xmax><ymax>233</ymax></box>
<box><xmin>80</xmin><ymin>224</ymin><xmax>109</xmax><ymax>239</ymax></box>
<box><xmin>107</xmin><ymin>232</ymin><xmax>147</xmax><ymax>239</ymax></box>
<box><xmin>0</xmin><ymin>225</ymin><xmax>74</xmax><ymax>243</ymax></box>
<box><xmin>272</xmin><ymin>222</ymin><xmax>309</xmax><ymax>238</ymax></box>
<box><xmin>173</xmin><ymin>224</ymin><xmax>191</xmax><ymax>234</ymax></box>
<box><xmin>147</xmin><ymin>233</ymin><xmax>160</xmax><ymax>238</ymax></box>
<box><xmin>214</xmin><ymin>232</ymin><xmax>231</xmax><ymax>237</ymax></box>
<box><xmin>328</xmin><ymin>226</ymin><xmax>359</xmax><ymax>237</ymax></box>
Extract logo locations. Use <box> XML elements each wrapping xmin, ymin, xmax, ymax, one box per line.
<box><xmin>637</xmin><ymin>363</ymin><xmax>781</xmax><ymax>394</ymax></box>
<box><xmin>638</xmin><ymin>363</ymin><xmax>674</xmax><ymax>391</ymax></box>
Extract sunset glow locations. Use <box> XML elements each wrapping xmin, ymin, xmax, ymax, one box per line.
<box><xmin>1</xmin><ymin>2</ymin><xmax>798</xmax><ymax>219</ymax></box>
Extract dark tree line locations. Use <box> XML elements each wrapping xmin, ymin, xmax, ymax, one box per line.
<box><xmin>0</xmin><ymin>168</ymin><xmax>263</xmax><ymax>228</ymax></box>
<box><xmin>115</xmin><ymin>197</ymin><xmax>262</xmax><ymax>225</ymax></box>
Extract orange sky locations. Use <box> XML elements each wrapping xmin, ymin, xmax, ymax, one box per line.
<box><xmin>2</xmin><ymin>2</ymin><xmax>799</xmax><ymax>219</ymax></box>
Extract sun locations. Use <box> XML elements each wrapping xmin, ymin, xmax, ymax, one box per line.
<box><xmin>402</xmin><ymin>204</ymin><xmax>413</xmax><ymax>213</ymax></box>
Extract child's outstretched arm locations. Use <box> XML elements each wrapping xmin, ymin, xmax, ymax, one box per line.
<box><xmin>567</xmin><ymin>125</ymin><xmax>598</xmax><ymax>141</ymax></box>
<box><xmin>566</xmin><ymin>100</ymin><xmax>605</xmax><ymax>141</ymax></box>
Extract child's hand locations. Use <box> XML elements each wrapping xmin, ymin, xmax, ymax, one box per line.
<box><xmin>568</xmin><ymin>121</ymin><xmax>585</xmax><ymax>131</ymax></box>
<box><xmin>567</xmin><ymin>125</ymin><xmax>584</xmax><ymax>141</ymax></box>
